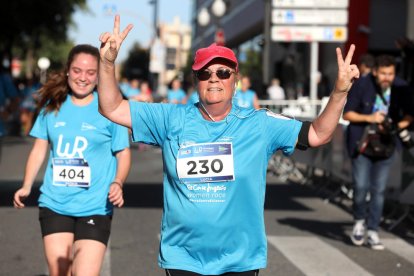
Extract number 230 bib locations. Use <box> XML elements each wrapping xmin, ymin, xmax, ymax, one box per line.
<box><xmin>177</xmin><ymin>142</ymin><xmax>235</xmax><ymax>183</ymax></box>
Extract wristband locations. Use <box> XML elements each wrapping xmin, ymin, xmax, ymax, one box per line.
<box><xmin>297</xmin><ymin>121</ymin><xmax>311</xmax><ymax>150</ymax></box>
<box><xmin>111</xmin><ymin>181</ymin><xmax>123</xmax><ymax>188</ymax></box>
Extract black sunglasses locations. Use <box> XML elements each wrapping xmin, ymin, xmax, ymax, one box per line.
<box><xmin>195</xmin><ymin>68</ymin><xmax>235</xmax><ymax>81</ymax></box>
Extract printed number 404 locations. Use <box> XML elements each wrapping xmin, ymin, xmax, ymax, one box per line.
<box><xmin>59</xmin><ymin>169</ymin><xmax>85</xmax><ymax>179</ymax></box>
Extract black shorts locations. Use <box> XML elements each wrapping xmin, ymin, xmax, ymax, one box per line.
<box><xmin>39</xmin><ymin>207</ymin><xmax>112</xmax><ymax>246</ymax></box>
<box><xmin>165</xmin><ymin>269</ymin><xmax>259</xmax><ymax>276</ymax></box>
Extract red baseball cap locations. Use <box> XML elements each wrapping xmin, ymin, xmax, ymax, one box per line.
<box><xmin>192</xmin><ymin>43</ymin><xmax>238</xmax><ymax>72</ymax></box>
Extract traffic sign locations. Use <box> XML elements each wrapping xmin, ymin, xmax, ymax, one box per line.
<box><xmin>272</xmin><ymin>9</ymin><xmax>348</xmax><ymax>25</ymax></box>
<box><xmin>149</xmin><ymin>38</ymin><xmax>166</xmax><ymax>73</ymax></box>
<box><xmin>272</xmin><ymin>0</ymin><xmax>349</xmax><ymax>8</ymax></box>
<box><xmin>271</xmin><ymin>26</ymin><xmax>347</xmax><ymax>42</ymax></box>
<box><xmin>215</xmin><ymin>28</ymin><xmax>226</xmax><ymax>46</ymax></box>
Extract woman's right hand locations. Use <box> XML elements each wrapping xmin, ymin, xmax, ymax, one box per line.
<box><xmin>99</xmin><ymin>15</ymin><xmax>133</xmax><ymax>64</ymax></box>
<box><xmin>13</xmin><ymin>187</ymin><xmax>31</xmax><ymax>208</ymax></box>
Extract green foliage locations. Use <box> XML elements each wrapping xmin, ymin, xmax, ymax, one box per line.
<box><xmin>121</xmin><ymin>42</ymin><xmax>150</xmax><ymax>80</ymax></box>
<box><xmin>0</xmin><ymin>0</ymin><xmax>86</xmax><ymax>73</ymax></box>
<box><xmin>239</xmin><ymin>48</ymin><xmax>262</xmax><ymax>79</ymax></box>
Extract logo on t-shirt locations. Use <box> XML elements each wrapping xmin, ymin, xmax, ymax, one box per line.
<box><xmin>81</xmin><ymin>122</ymin><xmax>97</xmax><ymax>131</ymax></box>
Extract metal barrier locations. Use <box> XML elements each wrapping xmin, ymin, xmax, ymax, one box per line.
<box><xmin>265</xmin><ymin>115</ymin><xmax>414</xmax><ymax>230</ymax></box>
<box><xmin>259</xmin><ymin>98</ymin><xmax>323</xmax><ymax>119</ymax></box>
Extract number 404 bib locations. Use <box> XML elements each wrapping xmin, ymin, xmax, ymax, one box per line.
<box><xmin>177</xmin><ymin>142</ymin><xmax>235</xmax><ymax>184</ymax></box>
<box><xmin>52</xmin><ymin>158</ymin><xmax>91</xmax><ymax>187</ymax></box>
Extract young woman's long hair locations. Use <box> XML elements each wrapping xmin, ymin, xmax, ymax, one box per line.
<box><xmin>36</xmin><ymin>44</ymin><xmax>100</xmax><ymax>114</ymax></box>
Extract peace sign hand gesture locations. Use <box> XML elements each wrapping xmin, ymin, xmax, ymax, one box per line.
<box><xmin>333</xmin><ymin>44</ymin><xmax>360</xmax><ymax>95</ymax></box>
<box><xmin>99</xmin><ymin>15</ymin><xmax>133</xmax><ymax>64</ymax></box>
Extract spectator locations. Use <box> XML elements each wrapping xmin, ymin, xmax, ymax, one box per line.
<box><xmin>0</xmin><ymin>67</ymin><xmax>20</xmax><ymax>137</ymax></box>
<box><xmin>267</xmin><ymin>78</ymin><xmax>285</xmax><ymax>100</ymax></box>
<box><xmin>19</xmin><ymin>77</ymin><xmax>41</xmax><ymax>136</ymax></box>
<box><xmin>358</xmin><ymin>53</ymin><xmax>375</xmax><ymax>77</ymax></box>
<box><xmin>136</xmin><ymin>80</ymin><xmax>153</xmax><ymax>102</ymax></box>
<box><xmin>234</xmin><ymin>75</ymin><xmax>260</xmax><ymax>109</ymax></box>
<box><xmin>167</xmin><ymin>78</ymin><xmax>187</xmax><ymax>104</ymax></box>
<box><xmin>343</xmin><ymin>55</ymin><xmax>414</xmax><ymax>250</ymax></box>
<box><xmin>123</xmin><ymin>78</ymin><xmax>140</xmax><ymax>100</ymax></box>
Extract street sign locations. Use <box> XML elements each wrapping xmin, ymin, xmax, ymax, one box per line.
<box><xmin>272</xmin><ymin>0</ymin><xmax>349</xmax><ymax>8</ymax></box>
<box><xmin>272</xmin><ymin>9</ymin><xmax>348</xmax><ymax>25</ymax></box>
<box><xmin>215</xmin><ymin>28</ymin><xmax>226</xmax><ymax>46</ymax></box>
<box><xmin>149</xmin><ymin>37</ymin><xmax>166</xmax><ymax>73</ymax></box>
<box><xmin>271</xmin><ymin>26</ymin><xmax>347</xmax><ymax>42</ymax></box>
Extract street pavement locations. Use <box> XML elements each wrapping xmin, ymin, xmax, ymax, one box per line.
<box><xmin>1</xmin><ymin>136</ymin><xmax>414</xmax><ymax>276</ymax></box>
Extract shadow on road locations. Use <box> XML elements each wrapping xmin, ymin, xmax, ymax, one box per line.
<box><xmin>277</xmin><ymin>217</ymin><xmax>353</xmax><ymax>244</ymax></box>
<box><xmin>1</xmin><ymin>180</ymin><xmax>319</xmax><ymax>211</ymax></box>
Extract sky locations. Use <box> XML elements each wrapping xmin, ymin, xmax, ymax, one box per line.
<box><xmin>69</xmin><ymin>0</ymin><xmax>192</xmax><ymax>62</ymax></box>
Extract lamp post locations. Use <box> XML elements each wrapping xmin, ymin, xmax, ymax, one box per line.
<box><xmin>197</xmin><ymin>0</ymin><xmax>227</xmax><ymax>47</ymax></box>
<box><xmin>197</xmin><ymin>7</ymin><xmax>210</xmax><ymax>48</ymax></box>
<box><xmin>212</xmin><ymin>0</ymin><xmax>226</xmax><ymax>18</ymax></box>
<box><xmin>37</xmin><ymin>57</ymin><xmax>50</xmax><ymax>84</ymax></box>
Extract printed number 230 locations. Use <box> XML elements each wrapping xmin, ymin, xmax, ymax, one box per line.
<box><xmin>187</xmin><ymin>159</ymin><xmax>223</xmax><ymax>175</ymax></box>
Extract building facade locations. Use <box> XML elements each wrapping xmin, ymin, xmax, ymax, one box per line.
<box><xmin>191</xmin><ymin>0</ymin><xmax>414</xmax><ymax>98</ymax></box>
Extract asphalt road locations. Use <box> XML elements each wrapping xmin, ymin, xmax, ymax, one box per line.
<box><xmin>1</xmin><ymin>136</ymin><xmax>414</xmax><ymax>276</ymax></box>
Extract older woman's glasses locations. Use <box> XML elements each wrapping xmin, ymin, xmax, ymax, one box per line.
<box><xmin>195</xmin><ymin>69</ymin><xmax>235</xmax><ymax>81</ymax></box>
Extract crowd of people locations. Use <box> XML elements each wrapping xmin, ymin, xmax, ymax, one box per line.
<box><xmin>3</xmin><ymin>13</ymin><xmax>414</xmax><ymax>276</ymax></box>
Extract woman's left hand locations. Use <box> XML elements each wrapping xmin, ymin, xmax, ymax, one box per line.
<box><xmin>108</xmin><ymin>182</ymin><xmax>124</xmax><ymax>207</ymax></box>
<box><xmin>333</xmin><ymin>44</ymin><xmax>360</xmax><ymax>95</ymax></box>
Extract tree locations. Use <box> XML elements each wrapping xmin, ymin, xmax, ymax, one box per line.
<box><xmin>239</xmin><ymin>48</ymin><xmax>263</xmax><ymax>97</ymax></box>
<box><xmin>0</xmin><ymin>0</ymin><xmax>87</xmax><ymax>76</ymax></box>
<box><xmin>122</xmin><ymin>42</ymin><xmax>150</xmax><ymax>81</ymax></box>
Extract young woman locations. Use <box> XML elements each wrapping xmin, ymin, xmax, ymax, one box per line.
<box><xmin>13</xmin><ymin>44</ymin><xmax>131</xmax><ymax>276</ymax></box>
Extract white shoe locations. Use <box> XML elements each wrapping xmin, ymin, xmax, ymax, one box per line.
<box><xmin>366</xmin><ymin>230</ymin><xmax>385</xmax><ymax>250</ymax></box>
<box><xmin>350</xmin><ymin>220</ymin><xmax>365</xmax><ymax>246</ymax></box>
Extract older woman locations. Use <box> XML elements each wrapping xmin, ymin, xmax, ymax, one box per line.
<box><xmin>97</xmin><ymin>15</ymin><xmax>359</xmax><ymax>276</ymax></box>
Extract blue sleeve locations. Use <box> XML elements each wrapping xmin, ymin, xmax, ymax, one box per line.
<box><xmin>29</xmin><ymin>109</ymin><xmax>49</xmax><ymax>140</ymax></box>
<box><xmin>262</xmin><ymin>111</ymin><xmax>302</xmax><ymax>156</ymax></box>
<box><xmin>129</xmin><ymin>101</ymin><xmax>174</xmax><ymax>146</ymax></box>
<box><xmin>109</xmin><ymin>122</ymin><xmax>130</xmax><ymax>153</ymax></box>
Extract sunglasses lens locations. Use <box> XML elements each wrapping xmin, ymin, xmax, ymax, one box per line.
<box><xmin>197</xmin><ymin>70</ymin><xmax>211</xmax><ymax>81</ymax></box>
<box><xmin>216</xmin><ymin>69</ymin><xmax>231</xmax><ymax>79</ymax></box>
<box><xmin>196</xmin><ymin>69</ymin><xmax>233</xmax><ymax>81</ymax></box>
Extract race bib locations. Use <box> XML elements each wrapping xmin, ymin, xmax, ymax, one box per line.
<box><xmin>177</xmin><ymin>142</ymin><xmax>235</xmax><ymax>183</ymax></box>
<box><xmin>52</xmin><ymin>158</ymin><xmax>91</xmax><ymax>187</ymax></box>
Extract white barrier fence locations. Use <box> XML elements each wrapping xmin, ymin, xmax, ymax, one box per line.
<box><xmin>259</xmin><ymin>98</ymin><xmax>323</xmax><ymax>119</ymax></box>
<box><xmin>263</xmin><ymin>106</ymin><xmax>414</xmax><ymax>230</ymax></box>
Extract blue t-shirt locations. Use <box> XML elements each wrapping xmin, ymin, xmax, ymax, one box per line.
<box><xmin>31</xmin><ymin>92</ymin><xmax>129</xmax><ymax>216</ymax></box>
<box><xmin>187</xmin><ymin>91</ymin><xmax>199</xmax><ymax>105</ymax></box>
<box><xmin>123</xmin><ymin>87</ymin><xmax>140</xmax><ymax>99</ymax></box>
<box><xmin>234</xmin><ymin>89</ymin><xmax>257</xmax><ymax>109</ymax></box>
<box><xmin>129</xmin><ymin>102</ymin><xmax>301</xmax><ymax>274</ymax></box>
<box><xmin>167</xmin><ymin>88</ymin><xmax>186</xmax><ymax>103</ymax></box>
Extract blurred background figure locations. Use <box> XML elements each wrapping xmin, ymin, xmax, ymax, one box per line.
<box><xmin>234</xmin><ymin>75</ymin><xmax>260</xmax><ymax>109</ymax></box>
<box><xmin>19</xmin><ymin>77</ymin><xmax>41</xmax><ymax>136</ymax></box>
<box><xmin>118</xmin><ymin>77</ymin><xmax>130</xmax><ymax>96</ymax></box>
<box><xmin>136</xmin><ymin>80</ymin><xmax>153</xmax><ymax>102</ymax></box>
<box><xmin>0</xmin><ymin>67</ymin><xmax>20</xmax><ymax>138</ymax></box>
<box><xmin>358</xmin><ymin>53</ymin><xmax>375</xmax><ymax>77</ymax></box>
<box><xmin>267</xmin><ymin>78</ymin><xmax>285</xmax><ymax>100</ymax></box>
<box><xmin>123</xmin><ymin>78</ymin><xmax>140</xmax><ymax>100</ymax></box>
<box><xmin>166</xmin><ymin>78</ymin><xmax>186</xmax><ymax>104</ymax></box>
